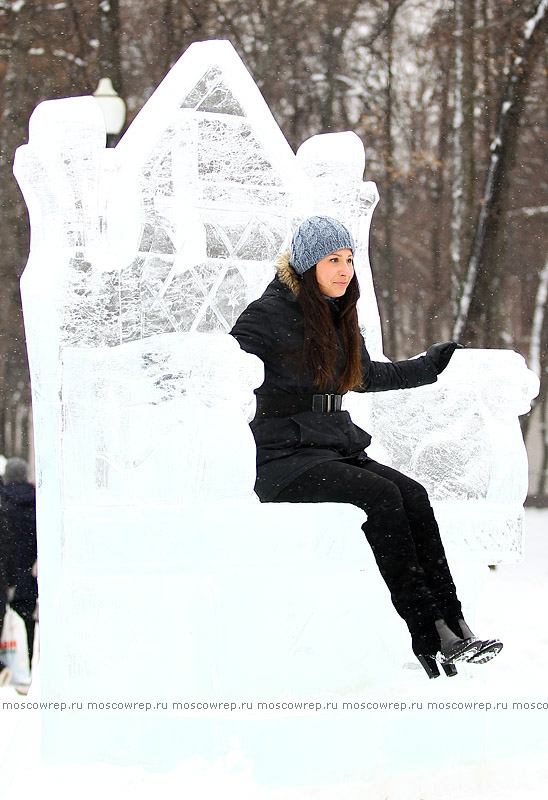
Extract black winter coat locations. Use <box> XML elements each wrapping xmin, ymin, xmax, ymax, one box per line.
<box><xmin>0</xmin><ymin>482</ymin><xmax>37</xmax><ymax>603</ymax></box>
<box><xmin>230</xmin><ymin>255</ymin><xmax>439</xmax><ymax>501</ymax></box>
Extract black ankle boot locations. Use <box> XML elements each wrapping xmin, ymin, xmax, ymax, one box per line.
<box><xmin>446</xmin><ymin>617</ymin><xmax>503</xmax><ymax>665</ymax></box>
<box><xmin>411</xmin><ymin>619</ymin><xmax>481</xmax><ymax>679</ymax></box>
<box><xmin>414</xmin><ymin>655</ymin><xmax>458</xmax><ymax>680</ymax></box>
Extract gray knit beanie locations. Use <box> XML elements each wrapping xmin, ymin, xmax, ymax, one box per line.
<box><xmin>4</xmin><ymin>457</ymin><xmax>28</xmax><ymax>484</ymax></box>
<box><xmin>289</xmin><ymin>216</ymin><xmax>355</xmax><ymax>276</ymax></box>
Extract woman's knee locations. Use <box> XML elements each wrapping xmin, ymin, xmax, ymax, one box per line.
<box><xmin>367</xmin><ymin>480</ymin><xmax>405</xmax><ymax>515</ymax></box>
<box><xmin>401</xmin><ymin>478</ymin><xmax>435</xmax><ymax>518</ymax></box>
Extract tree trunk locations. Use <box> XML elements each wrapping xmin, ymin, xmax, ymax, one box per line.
<box><xmin>0</xmin><ymin>2</ymin><xmax>38</xmax><ymax>457</ymax></box>
<box><xmin>98</xmin><ymin>0</ymin><xmax>122</xmax><ymax>93</ymax></box>
<box><xmin>450</xmin><ymin>0</ymin><xmax>476</xmax><ymax>318</ymax></box>
<box><xmin>428</xmin><ymin>41</ymin><xmax>451</xmax><ymax>344</ymax></box>
<box><xmin>381</xmin><ymin>0</ymin><xmax>398</xmax><ymax>357</ymax></box>
<box><xmin>536</xmin><ymin>385</ymin><xmax>548</xmax><ymax>497</ymax></box>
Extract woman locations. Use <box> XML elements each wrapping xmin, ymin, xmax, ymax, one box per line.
<box><xmin>230</xmin><ymin>215</ymin><xmax>502</xmax><ymax>679</ymax></box>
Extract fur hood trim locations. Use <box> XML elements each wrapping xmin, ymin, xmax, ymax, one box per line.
<box><xmin>276</xmin><ymin>251</ymin><xmax>301</xmax><ymax>295</ymax></box>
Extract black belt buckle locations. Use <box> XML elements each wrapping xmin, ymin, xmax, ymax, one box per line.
<box><xmin>312</xmin><ymin>393</ymin><xmax>342</xmax><ymax>412</ymax></box>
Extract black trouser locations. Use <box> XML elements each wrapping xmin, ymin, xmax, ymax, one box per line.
<box><xmin>273</xmin><ymin>458</ymin><xmax>462</xmax><ymax>634</ymax></box>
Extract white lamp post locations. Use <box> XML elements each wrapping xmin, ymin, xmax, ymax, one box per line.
<box><xmin>92</xmin><ymin>77</ymin><xmax>126</xmax><ymax>146</ymax></box>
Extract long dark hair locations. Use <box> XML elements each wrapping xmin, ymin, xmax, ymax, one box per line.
<box><xmin>297</xmin><ymin>267</ymin><xmax>363</xmax><ymax>393</ymax></box>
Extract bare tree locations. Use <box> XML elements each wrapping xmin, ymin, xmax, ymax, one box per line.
<box><xmin>98</xmin><ymin>0</ymin><xmax>122</xmax><ymax>92</ymax></box>
<box><xmin>427</xmin><ymin>8</ymin><xmax>453</xmax><ymax>344</ymax></box>
<box><xmin>379</xmin><ymin>0</ymin><xmax>398</xmax><ymax>357</ymax></box>
<box><xmin>449</xmin><ymin>0</ymin><xmax>476</xmax><ymax>317</ymax></box>
<box><xmin>453</xmin><ymin>0</ymin><xmax>548</xmax><ymax>345</ymax></box>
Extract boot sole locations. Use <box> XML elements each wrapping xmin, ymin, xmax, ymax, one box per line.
<box><xmin>438</xmin><ymin>638</ymin><xmax>482</xmax><ymax>664</ymax></box>
<box><xmin>467</xmin><ymin>640</ymin><xmax>503</xmax><ymax>664</ymax></box>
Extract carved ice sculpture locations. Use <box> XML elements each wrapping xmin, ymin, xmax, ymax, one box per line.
<box><xmin>14</xmin><ymin>40</ymin><xmax>538</xmax><ymax>767</ymax></box>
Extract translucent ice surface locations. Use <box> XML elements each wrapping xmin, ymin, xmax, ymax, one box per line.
<box><xmin>346</xmin><ymin>347</ymin><xmax>539</xmax><ymax>563</ymax></box>
<box><xmin>13</xmin><ymin>40</ymin><xmax>539</xmax><ymax>771</ymax></box>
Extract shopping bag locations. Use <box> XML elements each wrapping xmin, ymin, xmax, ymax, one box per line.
<box><xmin>0</xmin><ymin>605</ymin><xmax>30</xmax><ymax>685</ymax></box>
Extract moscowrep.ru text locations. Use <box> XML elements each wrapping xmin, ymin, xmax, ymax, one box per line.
<box><xmin>3</xmin><ymin>700</ymin><xmax>546</xmax><ymax>712</ymax></box>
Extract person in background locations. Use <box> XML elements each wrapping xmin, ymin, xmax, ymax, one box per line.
<box><xmin>0</xmin><ymin>458</ymin><xmax>15</xmax><ymax>687</ymax></box>
<box><xmin>0</xmin><ymin>458</ymin><xmax>38</xmax><ymax>684</ymax></box>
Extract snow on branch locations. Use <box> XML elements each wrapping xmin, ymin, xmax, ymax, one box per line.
<box><xmin>508</xmin><ymin>205</ymin><xmax>548</xmax><ymax>217</ymax></box>
<box><xmin>52</xmin><ymin>48</ymin><xmax>85</xmax><ymax>68</ymax></box>
<box><xmin>524</xmin><ymin>0</ymin><xmax>548</xmax><ymax>39</ymax></box>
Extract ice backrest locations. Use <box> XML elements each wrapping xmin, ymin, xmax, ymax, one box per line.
<box><xmin>16</xmin><ymin>41</ymin><xmax>381</xmax><ymax>353</ymax></box>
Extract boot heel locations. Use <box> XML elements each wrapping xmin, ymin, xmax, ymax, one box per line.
<box><xmin>442</xmin><ymin>662</ymin><xmax>458</xmax><ymax>677</ymax></box>
<box><xmin>417</xmin><ymin>655</ymin><xmax>440</xmax><ymax>679</ymax></box>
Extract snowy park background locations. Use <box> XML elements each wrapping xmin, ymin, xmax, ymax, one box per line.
<box><xmin>1</xmin><ymin>3</ymin><xmax>548</xmax><ymax>799</ymax></box>
<box><xmin>2</xmin><ymin>507</ymin><xmax>548</xmax><ymax>800</ymax></box>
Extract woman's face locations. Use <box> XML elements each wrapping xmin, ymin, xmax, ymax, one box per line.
<box><xmin>315</xmin><ymin>248</ymin><xmax>354</xmax><ymax>298</ymax></box>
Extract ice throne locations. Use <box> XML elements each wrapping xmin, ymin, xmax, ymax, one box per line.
<box><xmin>14</xmin><ymin>40</ymin><xmax>538</xmax><ymax>766</ymax></box>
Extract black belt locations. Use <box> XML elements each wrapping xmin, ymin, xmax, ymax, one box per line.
<box><xmin>255</xmin><ymin>393</ymin><xmax>343</xmax><ymax>418</ymax></box>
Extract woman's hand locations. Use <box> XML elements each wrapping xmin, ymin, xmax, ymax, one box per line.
<box><xmin>426</xmin><ymin>341</ymin><xmax>464</xmax><ymax>374</ymax></box>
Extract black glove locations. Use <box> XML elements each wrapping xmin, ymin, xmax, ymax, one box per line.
<box><xmin>426</xmin><ymin>341</ymin><xmax>463</xmax><ymax>374</ymax></box>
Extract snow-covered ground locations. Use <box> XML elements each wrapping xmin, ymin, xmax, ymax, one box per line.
<box><xmin>1</xmin><ymin>508</ymin><xmax>547</xmax><ymax>799</ymax></box>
